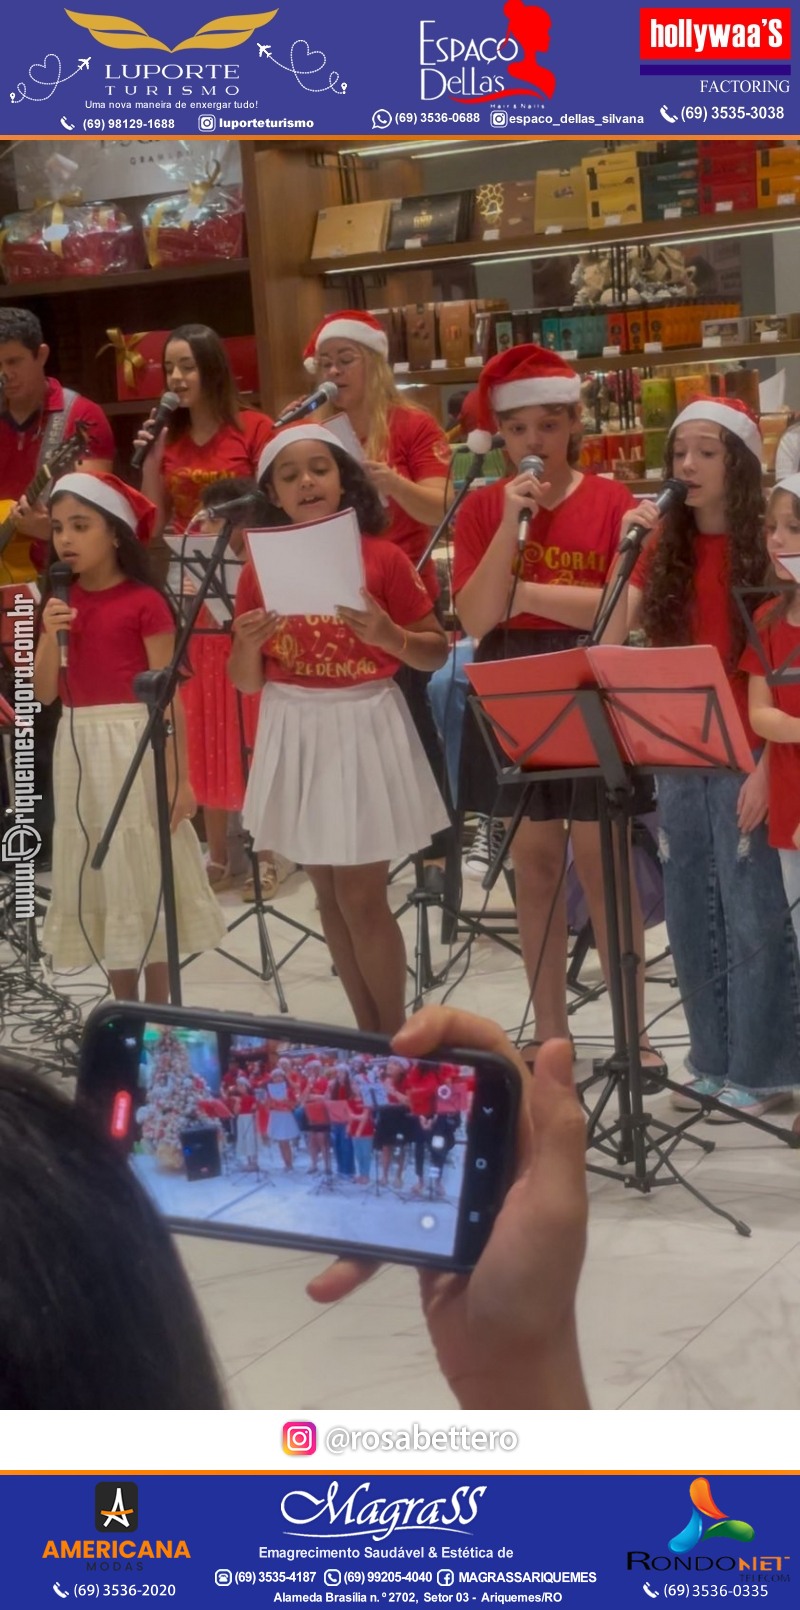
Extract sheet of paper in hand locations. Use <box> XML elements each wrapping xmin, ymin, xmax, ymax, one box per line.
<box><xmin>246</xmin><ymin>507</ymin><xmax>365</xmax><ymax>616</ymax></box>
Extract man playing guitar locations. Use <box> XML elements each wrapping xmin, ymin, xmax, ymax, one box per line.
<box><xmin>0</xmin><ymin>306</ymin><xmax>114</xmax><ymax>584</ymax></box>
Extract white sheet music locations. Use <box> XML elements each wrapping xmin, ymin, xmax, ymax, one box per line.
<box><xmin>245</xmin><ymin>508</ymin><xmax>365</xmax><ymax>616</ymax></box>
<box><xmin>164</xmin><ymin>534</ymin><xmax>243</xmax><ymax>627</ymax></box>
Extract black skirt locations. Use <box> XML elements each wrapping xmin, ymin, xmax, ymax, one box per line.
<box><xmin>458</xmin><ymin>627</ymin><xmax>655</xmax><ymax>823</ymax></box>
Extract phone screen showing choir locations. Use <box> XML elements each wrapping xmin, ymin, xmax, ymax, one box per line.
<box><xmin>126</xmin><ymin>1024</ymin><xmax>475</xmax><ymax>1258</ymax></box>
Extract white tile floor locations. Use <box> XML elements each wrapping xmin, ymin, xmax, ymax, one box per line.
<box><xmin>5</xmin><ymin>860</ymin><xmax>800</xmax><ymax>1410</ymax></box>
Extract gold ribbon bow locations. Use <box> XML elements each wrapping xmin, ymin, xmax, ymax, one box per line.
<box><xmin>33</xmin><ymin>191</ymin><xmax>84</xmax><ymax>257</ymax></box>
<box><xmin>96</xmin><ymin>328</ymin><xmax>148</xmax><ymax>391</ymax></box>
<box><xmin>146</xmin><ymin>162</ymin><xmax>224</xmax><ymax>267</ymax></box>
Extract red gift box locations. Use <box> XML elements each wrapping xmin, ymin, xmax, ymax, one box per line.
<box><xmin>97</xmin><ymin>328</ymin><xmax>169</xmax><ymax>402</ymax></box>
<box><xmin>699</xmin><ymin>181</ymin><xmax>758</xmax><ymax>214</ymax></box>
<box><xmin>223</xmin><ymin>335</ymin><xmax>259</xmax><ymax>397</ymax></box>
<box><xmin>142</xmin><ymin>185</ymin><xmax>244</xmax><ymax>269</ymax></box>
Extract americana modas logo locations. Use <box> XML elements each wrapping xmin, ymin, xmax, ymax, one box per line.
<box><xmin>66</xmin><ymin>8</ymin><xmax>277</xmax><ymax>51</ymax></box>
<box><xmin>95</xmin><ymin>1483</ymin><xmax>139</xmax><ymax>1534</ymax></box>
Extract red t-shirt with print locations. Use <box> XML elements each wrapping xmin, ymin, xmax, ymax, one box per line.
<box><xmin>632</xmin><ymin>532</ymin><xmax>757</xmax><ymax>749</ymax></box>
<box><xmin>162</xmin><ymin>410</ymin><xmax>274</xmax><ymax>532</ymax></box>
<box><xmin>453</xmin><ymin>473</ymin><xmax>634</xmax><ymax>630</ymax></box>
<box><xmin>369</xmin><ymin>405</ymin><xmax>450</xmax><ymax>602</ymax></box>
<box><xmin>740</xmin><ymin>606</ymin><xmax>800</xmax><ymax>848</ymax></box>
<box><xmin>234</xmin><ymin>534</ymin><xmax>433</xmax><ymax>688</ymax></box>
<box><xmin>56</xmin><ymin>577</ymin><xmax>174</xmax><ymax>708</ymax></box>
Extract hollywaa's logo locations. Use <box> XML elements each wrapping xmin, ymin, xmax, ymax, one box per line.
<box><xmin>281</xmin><ymin>1480</ymin><xmax>486</xmax><ymax>1544</ymax></box>
<box><xmin>420</xmin><ymin>2</ymin><xmax>556</xmax><ymax>104</ymax></box>
<box><xmin>66</xmin><ymin>8</ymin><xmax>277</xmax><ymax>51</ymax></box>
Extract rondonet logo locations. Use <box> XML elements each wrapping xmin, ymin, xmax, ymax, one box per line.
<box><xmin>639</xmin><ymin>8</ymin><xmax>791</xmax><ymax>63</ymax></box>
<box><xmin>281</xmin><ymin>1481</ymin><xmax>487</xmax><ymax>1543</ymax></box>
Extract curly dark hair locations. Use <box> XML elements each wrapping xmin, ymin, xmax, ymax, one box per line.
<box><xmin>0</xmin><ymin>307</ymin><xmax>44</xmax><ymax>354</ymax></box>
<box><xmin>759</xmin><ymin>485</ymin><xmax>800</xmax><ymax>627</ymax></box>
<box><xmin>258</xmin><ymin>441</ymin><xmax>389</xmax><ymax>536</ymax></box>
<box><xmin>640</xmin><ymin>427</ymin><xmax>768</xmax><ymax>670</ymax></box>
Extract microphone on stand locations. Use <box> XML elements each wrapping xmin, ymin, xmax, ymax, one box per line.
<box><xmin>516</xmin><ymin>454</ymin><xmax>545</xmax><ymax>559</ymax></box>
<box><xmin>130</xmin><ymin>391</ymin><xmax>181</xmax><ymax>472</ymax></box>
<box><xmin>414</xmin><ymin>433</ymin><xmax>505</xmax><ymax>577</ymax></box>
<box><xmin>49</xmin><ymin>561</ymin><xmax>73</xmax><ymax>671</ymax></box>
<box><xmin>274</xmin><ymin>380</ymin><xmax>339</xmax><ymax>428</ymax></box>
<box><xmin>618</xmin><ymin>477</ymin><xmax>688</xmax><ymax>552</ymax></box>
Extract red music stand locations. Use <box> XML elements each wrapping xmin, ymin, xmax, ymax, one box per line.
<box><xmin>467</xmin><ymin>643</ymin><xmax>776</xmax><ymax>1236</ymax></box>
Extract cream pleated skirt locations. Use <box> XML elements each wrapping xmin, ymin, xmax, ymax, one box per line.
<box><xmin>42</xmin><ymin>704</ymin><xmax>227</xmax><ymax>971</ymax></box>
<box><xmin>242</xmin><ymin>680</ymin><xmax>449</xmax><ymax>866</ymax></box>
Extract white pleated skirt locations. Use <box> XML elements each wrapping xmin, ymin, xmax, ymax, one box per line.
<box><xmin>242</xmin><ymin>680</ymin><xmax>449</xmax><ymax>867</ymax></box>
<box><xmin>42</xmin><ymin>704</ymin><xmax>227</xmax><ymax>972</ymax></box>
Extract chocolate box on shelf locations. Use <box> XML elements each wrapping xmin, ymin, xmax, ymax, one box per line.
<box><xmin>310</xmin><ymin>200</ymin><xmax>393</xmax><ymax>259</ymax></box>
<box><xmin>471</xmin><ymin>181</ymin><xmax>536</xmax><ymax>241</ymax></box>
<box><xmin>387</xmin><ymin>192</ymin><xmax>473</xmax><ymax>250</ymax></box>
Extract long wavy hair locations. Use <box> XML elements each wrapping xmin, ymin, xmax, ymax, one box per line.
<box><xmin>640</xmin><ymin>428</ymin><xmax>768</xmax><ymax>669</ymax></box>
<box><xmin>162</xmin><ymin>323</ymin><xmax>240</xmax><ymax>441</ymax></box>
<box><xmin>258</xmin><ymin>441</ymin><xmax>389</xmax><ymax>537</ymax></box>
<box><xmin>317</xmin><ymin>344</ymin><xmax>423</xmax><ymax>461</ymax></box>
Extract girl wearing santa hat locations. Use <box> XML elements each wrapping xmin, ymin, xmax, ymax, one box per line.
<box><xmin>133</xmin><ymin>324</ymin><xmax>277</xmax><ymax>897</ymax></box>
<box><xmin>230</xmin><ymin>424</ymin><xmax>449</xmax><ymax>1034</ymax></box>
<box><xmin>33</xmin><ymin>471</ymin><xmax>226</xmax><ymax>1003</ymax></box>
<box><xmin>632</xmin><ymin>402</ymin><xmax>800</xmax><ymax>1119</ymax></box>
<box><xmin>301</xmin><ymin>310</ymin><xmax>454</xmax><ymax>864</ymax></box>
<box><xmin>453</xmin><ymin>344</ymin><xmax>662</xmax><ymax>1064</ymax></box>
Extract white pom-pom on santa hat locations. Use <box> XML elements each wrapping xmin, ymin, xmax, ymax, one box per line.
<box><xmin>302</xmin><ymin>311</ymin><xmax>389</xmax><ymax>374</ymax></box>
<box><xmin>668</xmin><ymin>398</ymin><xmax>762</xmax><ymax>462</ymax></box>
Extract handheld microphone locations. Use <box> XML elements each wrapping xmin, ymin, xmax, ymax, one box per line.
<box><xmin>517</xmin><ymin>454</ymin><xmax>545</xmax><ymax>556</ymax></box>
<box><xmin>274</xmin><ymin>380</ymin><xmax>339</xmax><ymax>428</ymax></box>
<box><xmin>202</xmin><ymin>491</ymin><xmax>266</xmax><ymax>520</ymax></box>
<box><xmin>49</xmin><ymin>561</ymin><xmax>73</xmax><ymax>671</ymax></box>
<box><xmin>130</xmin><ymin>391</ymin><xmax>181</xmax><ymax>472</ymax></box>
<box><xmin>619</xmin><ymin>477</ymin><xmax>688</xmax><ymax>551</ymax></box>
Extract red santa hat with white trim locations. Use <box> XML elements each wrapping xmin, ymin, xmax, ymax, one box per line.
<box><xmin>49</xmin><ymin>471</ymin><xmax>157</xmax><ymax>544</ymax></box>
<box><xmin>303</xmin><ymin>310</ymin><xmax>389</xmax><ymax>373</ymax></box>
<box><xmin>467</xmin><ymin>344</ymin><xmax>582</xmax><ymax>455</ymax></box>
<box><xmin>668</xmin><ymin>397</ymin><xmax>762</xmax><ymax>461</ymax></box>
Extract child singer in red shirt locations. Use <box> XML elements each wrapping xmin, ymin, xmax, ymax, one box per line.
<box><xmin>33</xmin><ymin>472</ymin><xmax>225</xmax><ymax>1003</ymax></box>
<box><xmin>453</xmin><ymin>345</ymin><xmax>661</xmax><ymax>1064</ymax></box>
<box><xmin>229</xmin><ymin>424</ymin><xmax>448</xmax><ymax>1033</ymax></box>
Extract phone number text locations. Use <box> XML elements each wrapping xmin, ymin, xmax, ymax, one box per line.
<box><xmin>82</xmin><ymin>119</ymin><xmax>176</xmax><ymax>131</ymax></box>
<box><xmin>58</xmin><ymin>1587</ymin><xmax>176</xmax><ymax>1597</ymax></box>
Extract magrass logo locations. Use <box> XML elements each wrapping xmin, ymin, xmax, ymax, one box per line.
<box><xmin>669</xmin><ymin>1477</ymin><xmax>754</xmax><ymax>1553</ymax></box>
<box><xmin>95</xmin><ymin>1483</ymin><xmax>139</xmax><ymax>1533</ymax></box>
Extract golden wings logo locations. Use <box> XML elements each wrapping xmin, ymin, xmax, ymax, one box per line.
<box><xmin>65</xmin><ymin>8</ymin><xmax>278</xmax><ymax>52</ymax></box>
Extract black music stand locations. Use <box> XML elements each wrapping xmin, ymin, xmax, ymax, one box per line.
<box><xmin>468</xmin><ymin>642</ymin><xmax>800</xmax><ymax>1236</ymax></box>
<box><xmin>167</xmin><ymin>533</ymin><xmax>326</xmax><ymax>1011</ymax></box>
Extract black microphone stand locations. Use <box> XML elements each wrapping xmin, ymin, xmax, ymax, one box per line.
<box><xmin>92</xmin><ymin>517</ymin><xmax>239</xmax><ymax>1005</ymax></box>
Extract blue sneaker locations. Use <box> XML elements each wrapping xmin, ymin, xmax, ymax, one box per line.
<box><xmin>670</xmin><ymin>1077</ymin><xmax>723</xmax><ymax>1112</ymax></box>
<box><xmin>704</xmin><ymin>1086</ymin><xmax>795</xmax><ymax>1124</ymax></box>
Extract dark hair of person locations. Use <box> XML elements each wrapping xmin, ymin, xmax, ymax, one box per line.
<box><xmin>0</xmin><ymin>306</ymin><xmax>44</xmax><ymax>355</ymax></box>
<box><xmin>497</xmin><ymin>402</ymin><xmax>582</xmax><ymax>468</ymax></box>
<box><xmin>199</xmin><ymin>475</ymin><xmax>271</xmax><ymax>526</ymax></box>
<box><xmin>0</xmin><ymin>1055</ymin><xmax>225</xmax><ymax>1409</ymax></box>
<box><xmin>163</xmin><ymin>323</ymin><xmax>240</xmax><ymax>440</ymax></box>
<box><xmin>640</xmin><ymin>427</ymin><xmax>768</xmax><ymax>669</ymax></box>
<box><xmin>258</xmin><ymin>441</ymin><xmax>389</xmax><ymax>536</ymax></box>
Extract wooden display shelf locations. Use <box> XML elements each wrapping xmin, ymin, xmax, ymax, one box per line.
<box><xmin>395</xmin><ymin>339</ymin><xmax>800</xmax><ymax>386</ymax></box>
<box><xmin>304</xmin><ymin>206</ymin><xmax>800</xmax><ymax>277</ymax></box>
<box><xmin>0</xmin><ymin>257</ymin><xmax>251</xmax><ymax>301</ymax></box>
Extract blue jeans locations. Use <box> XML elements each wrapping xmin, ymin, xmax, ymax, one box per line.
<box><xmin>778</xmin><ymin>848</ymin><xmax>800</xmax><ymax>960</ymax></box>
<box><xmin>427</xmin><ymin>640</ymin><xmax>475</xmax><ymax>804</ymax></box>
<box><xmin>331</xmin><ymin>1123</ymin><xmax>355</xmax><ymax>1177</ymax></box>
<box><xmin>658</xmin><ymin>772</ymin><xmax>800</xmax><ymax>1092</ymax></box>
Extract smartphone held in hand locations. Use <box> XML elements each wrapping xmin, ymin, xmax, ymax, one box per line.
<box><xmin>76</xmin><ymin>1003</ymin><xmax>520</xmax><ymax>1271</ymax></box>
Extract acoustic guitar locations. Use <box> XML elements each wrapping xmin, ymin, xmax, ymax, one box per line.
<box><xmin>0</xmin><ymin>421</ymin><xmax>90</xmax><ymax>584</ymax></box>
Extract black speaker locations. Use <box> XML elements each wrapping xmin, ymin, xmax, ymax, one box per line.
<box><xmin>180</xmin><ymin>1125</ymin><xmax>221</xmax><ymax>1181</ymax></box>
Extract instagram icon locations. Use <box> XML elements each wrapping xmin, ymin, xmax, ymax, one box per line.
<box><xmin>283</xmin><ymin>1421</ymin><xmax>317</xmax><ymax>1456</ymax></box>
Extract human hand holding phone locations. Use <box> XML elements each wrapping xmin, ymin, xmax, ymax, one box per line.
<box><xmin>307</xmin><ymin>1006</ymin><xmax>589</xmax><ymax>1410</ymax></box>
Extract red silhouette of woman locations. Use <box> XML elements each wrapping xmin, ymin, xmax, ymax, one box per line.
<box><xmin>503</xmin><ymin>0</ymin><xmax>556</xmax><ymax>101</ymax></box>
